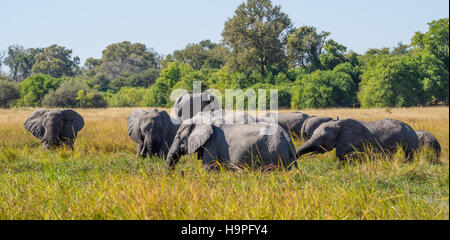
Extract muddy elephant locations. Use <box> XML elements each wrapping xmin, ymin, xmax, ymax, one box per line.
<box><xmin>172</xmin><ymin>92</ymin><xmax>220</xmax><ymax>122</ymax></box>
<box><xmin>301</xmin><ymin>116</ymin><xmax>338</xmax><ymax>140</ymax></box>
<box><xmin>24</xmin><ymin>109</ymin><xmax>84</xmax><ymax>150</ymax></box>
<box><xmin>166</xmin><ymin>112</ymin><xmax>297</xmax><ymax>170</ymax></box>
<box><xmin>416</xmin><ymin>130</ymin><xmax>441</xmax><ymax>157</ymax></box>
<box><xmin>296</xmin><ymin>118</ymin><xmax>419</xmax><ymax>162</ymax></box>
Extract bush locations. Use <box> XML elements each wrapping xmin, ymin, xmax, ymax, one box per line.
<box><xmin>42</xmin><ymin>80</ymin><xmax>107</xmax><ymax>108</ymax></box>
<box><xmin>358</xmin><ymin>55</ymin><xmax>424</xmax><ymax>108</ymax></box>
<box><xmin>0</xmin><ymin>80</ymin><xmax>20</xmax><ymax>108</ymax></box>
<box><xmin>18</xmin><ymin>74</ymin><xmax>62</xmax><ymax>106</ymax></box>
<box><xmin>107</xmin><ymin>87</ymin><xmax>150</xmax><ymax>107</ymax></box>
<box><xmin>76</xmin><ymin>90</ymin><xmax>108</xmax><ymax>108</ymax></box>
<box><xmin>109</xmin><ymin>68</ymin><xmax>160</xmax><ymax>93</ymax></box>
<box><xmin>145</xmin><ymin>79</ymin><xmax>172</xmax><ymax>107</ymax></box>
<box><xmin>246</xmin><ymin>83</ymin><xmax>292</xmax><ymax>109</ymax></box>
<box><xmin>291</xmin><ymin>70</ymin><xmax>356</xmax><ymax>109</ymax></box>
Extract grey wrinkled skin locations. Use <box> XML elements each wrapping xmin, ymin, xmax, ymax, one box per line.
<box><xmin>172</xmin><ymin>92</ymin><xmax>220</xmax><ymax>122</ymax></box>
<box><xmin>416</xmin><ymin>130</ymin><xmax>441</xmax><ymax>157</ymax></box>
<box><xmin>166</xmin><ymin>112</ymin><xmax>297</xmax><ymax>171</ymax></box>
<box><xmin>257</xmin><ymin>112</ymin><xmax>309</xmax><ymax>139</ymax></box>
<box><xmin>296</xmin><ymin>118</ymin><xmax>419</xmax><ymax>162</ymax></box>
<box><xmin>24</xmin><ymin>109</ymin><xmax>84</xmax><ymax>150</ymax></box>
<box><xmin>301</xmin><ymin>116</ymin><xmax>338</xmax><ymax>140</ymax></box>
<box><xmin>127</xmin><ymin>108</ymin><xmax>180</xmax><ymax>158</ymax></box>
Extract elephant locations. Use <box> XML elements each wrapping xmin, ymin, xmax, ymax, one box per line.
<box><xmin>127</xmin><ymin>108</ymin><xmax>180</xmax><ymax>158</ymax></box>
<box><xmin>296</xmin><ymin>118</ymin><xmax>419</xmax><ymax>162</ymax></box>
<box><xmin>415</xmin><ymin>130</ymin><xmax>441</xmax><ymax>157</ymax></box>
<box><xmin>257</xmin><ymin>112</ymin><xmax>310</xmax><ymax>139</ymax></box>
<box><xmin>24</xmin><ymin>109</ymin><xmax>84</xmax><ymax>150</ymax></box>
<box><xmin>127</xmin><ymin>108</ymin><xmax>255</xmax><ymax>158</ymax></box>
<box><xmin>172</xmin><ymin>92</ymin><xmax>220</xmax><ymax>122</ymax></box>
<box><xmin>301</xmin><ymin>116</ymin><xmax>338</xmax><ymax>140</ymax></box>
<box><xmin>166</xmin><ymin>112</ymin><xmax>297</xmax><ymax>170</ymax></box>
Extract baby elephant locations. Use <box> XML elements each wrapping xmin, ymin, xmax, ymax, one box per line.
<box><xmin>166</xmin><ymin>112</ymin><xmax>297</xmax><ymax>171</ymax></box>
<box><xmin>415</xmin><ymin>130</ymin><xmax>441</xmax><ymax>157</ymax></box>
<box><xmin>296</xmin><ymin>118</ymin><xmax>419</xmax><ymax>162</ymax></box>
<box><xmin>24</xmin><ymin>109</ymin><xmax>84</xmax><ymax>150</ymax></box>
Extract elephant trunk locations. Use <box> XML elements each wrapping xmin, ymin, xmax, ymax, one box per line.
<box><xmin>166</xmin><ymin>137</ymin><xmax>182</xmax><ymax>170</ymax></box>
<box><xmin>43</xmin><ymin>125</ymin><xmax>61</xmax><ymax>148</ymax></box>
<box><xmin>295</xmin><ymin>141</ymin><xmax>318</xmax><ymax>158</ymax></box>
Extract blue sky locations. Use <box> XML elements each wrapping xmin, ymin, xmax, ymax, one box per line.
<box><xmin>1</xmin><ymin>0</ymin><xmax>449</xmax><ymax>65</ymax></box>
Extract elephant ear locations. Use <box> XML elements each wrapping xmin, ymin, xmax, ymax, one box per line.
<box><xmin>158</xmin><ymin>110</ymin><xmax>173</xmax><ymax>132</ymax></box>
<box><xmin>24</xmin><ymin>109</ymin><xmax>48</xmax><ymax>140</ymax></box>
<box><xmin>61</xmin><ymin>110</ymin><xmax>84</xmax><ymax>131</ymax></box>
<box><xmin>184</xmin><ymin>117</ymin><xmax>213</xmax><ymax>155</ymax></box>
<box><xmin>61</xmin><ymin>110</ymin><xmax>84</xmax><ymax>139</ymax></box>
<box><xmin>335</xmin><ymin>119</ymin><xmax>373</xmax><ymax>157</ymax></box>
<box><xmin>127</xmin><ymin>109</ymin><xmax>146</xmax><ymax>143</ymax></box>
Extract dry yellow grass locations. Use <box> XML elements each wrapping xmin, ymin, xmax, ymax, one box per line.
<box><xmin>0</xmin><ymin>107</ymin><xmax>448</xmax><ymax>219</ymax></box>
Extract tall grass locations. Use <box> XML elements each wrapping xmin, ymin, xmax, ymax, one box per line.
<box><xmin>0</xmin><ymin>107</ymin><xmax>448</xmax><ymax>219</ymax></box>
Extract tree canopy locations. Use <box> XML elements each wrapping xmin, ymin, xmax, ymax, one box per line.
<box><xmin>0</xmin><ymin>1</ymin><xmax>448</xmax><ymax>109</ymax></box>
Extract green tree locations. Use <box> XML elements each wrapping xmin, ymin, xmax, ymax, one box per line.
<box><xmin>286</xmin><ymin>26</ymin><xmax>329</xmax><ymax>70</ymax></box>
<box><xmin>146</xmin><ymin>79</ymin><xmax>171</xmax><ymax>107</ymax></box>
<box><xmin>76</xmin><ymin>90</ymin><xmax>107</xmax><ymax>108</ymax></box>
<box><xmin>358</xmin><ymin>55</ymin><xmax>424</xmax><ymax>108</ymax></box>
<box><xmin>173</xmin><ymin>40</ymin><xmax>229</xmax><ymax>70</ymax></box>
<box><xmin>0</xmin><ymin>80</ymin><xmax>20</xmax><ymax>108</ymax></box>
<box><xmin>222</xmin><ymin>0</ymin><xmax>293</xmax><ymax>76</ymax></box>
<box><xmin>246</xmin><ymin>83</ymin><xmax>292</xmax><ymax>108</ymax></box>
<box><xmin>320</xmin><ymin>39</ymin><xmax>347</xmax><ymax>70</ymax></box>
<box><xmin>18</xmin><ymin>74</ymin><xmax>62</xmax><ymax>106</ymax></box>
<box><xmin>109</xmin><ymin>68</ymin><xmax>160</xmax><ymax>92</ymax></box>
<box><xmin>391</xmin><ymin>42</ymin><xmax>410</xmax><ymax>56</ymax></box>
<box><xmin>41</xmin><ymin>80</ymin><xmax>106</xmax><ymax>108</ymax></box>
<box><xmin>32</xmin><ymin>44</ymin><xmax>80</xmax><ymax>78</ymax></box>
<box><xmin>93</xmin><ymin>41</ymin><xmax>160</xmax><ymax>80</ymax></box>
<box><xmin>3</xmin><ymin>45</ymin><xmax>25</xmax><ymax>82</ymax></box>
<box><xmin>291</xmin><ymin>70</ymin><xmax>356</xmax><ymax>109</ymax></box>
<box><xmin>414</xmin><ymin>49</ymin><xmax>449</xmax><ymax>105</ymax></box>
<box><xmin>107</xmin><ymin>87</ymin><xmax>149</xmax><ymax>107</ymax></box>
<box><xmin>411</xmin><ymin>18</ymin><xmax>449</xmax><ymax>69</ymax></box>
<box><xmin>333</xmin><ymin>62</ymin><xmax>362</xmax><ymax>86</ymax></box>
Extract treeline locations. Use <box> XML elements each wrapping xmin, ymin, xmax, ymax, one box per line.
<box><xmin>0</xmin><ymin>0</ymin><xmax>448</xmax><ymax>109</ymax></box>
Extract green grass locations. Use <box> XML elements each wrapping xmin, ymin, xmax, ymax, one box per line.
<box><xmin>0</xmin><ymin>107</ymin><xmax>448</xmax><ymax>219</ymax></box>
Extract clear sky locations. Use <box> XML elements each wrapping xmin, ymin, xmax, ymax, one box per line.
<box><xmin>1</xmin><ymin>0</ymin><xmax>449</xmax><ymax>65</ymax></box>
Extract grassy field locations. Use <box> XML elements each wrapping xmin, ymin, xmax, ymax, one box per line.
<box><xmin>0</xmin><ymin>107</ymin><xmax>448</xmax><ymax>219</ymax></box>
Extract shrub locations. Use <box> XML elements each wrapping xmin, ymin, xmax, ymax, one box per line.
<box><xmin>109</xmin><ymin>68</ymin><xmax>160</xmax><ymax>93</ymax></box>
<box><xmin>0</xmin><ymin>80</ymin><xmax>20</xmax><ymax>108</ymax></box>
<box><xmin>18</xmin><ymin>74</ymin><xmax>62</xmax><ymax>106</ymax></box>
<box><xmin>291</xmin><ymin>70</ymin><xmax>356</xmax><ymax>109</ymax></box>
<box><xmin>76</xmin><ymin>90</ymin><xmax>107</xmax><ymax>108</ymax></box>
<box><xmin>145</xmin><ymin>79</ymin><xmax>172</xmax><ymax>107</ymax></box>
<box><xmin>358</xmin><ymin>55</ymin><xmax>424</xmax><ymax>108</ymax></box>
<box><xmin>246</xmin><ymin>83</ymin><xmax>292</xmax><ymax>109</ymax></box>
<box><xmin>42</xmin><ymin>80</ymin><xmax>107</xmax><ymax>108</ymax></box>
<box><xmin>108</xmin><ymin>87</ymin><xmax>150</xmax><ymax>107</ymax></box>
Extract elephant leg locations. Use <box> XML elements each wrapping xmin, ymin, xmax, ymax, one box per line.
<box><xmin>201</xmin><ymin>147</ymin><xmax>221</xmax><ymax>171</ymax></box>
<box><xmin>63</xmin><ymin>138</ymin><xmax>74</xmax><ymax>150</ymax></box>
<box><xmin>404</xmin><ymin>147</ymin><xmax>415</xmax><ymax>162</ymax></box>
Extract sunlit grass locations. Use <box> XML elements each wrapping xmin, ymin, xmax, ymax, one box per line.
<box><xmin>0</xmin><ymin>107</ymin><xmax>448</xmax><ymax>219</ymax></box>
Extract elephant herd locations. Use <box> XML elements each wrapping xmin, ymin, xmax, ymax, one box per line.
<box><xmin>24</xmin><ymin>92</ymin><xmax>441</xmax><ymax>171</ymax></box>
